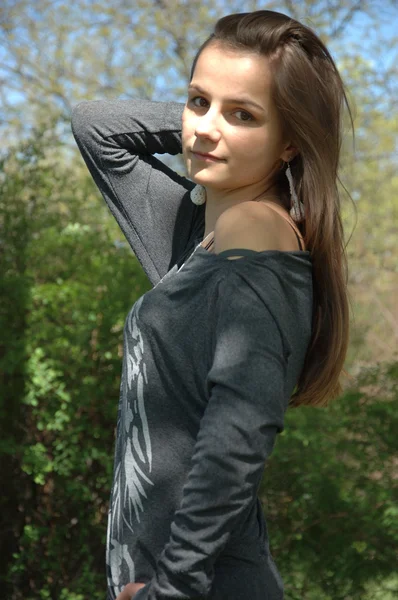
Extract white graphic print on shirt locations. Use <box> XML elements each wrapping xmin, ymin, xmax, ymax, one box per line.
<box><xmin>106</xmin><ymin>295</ymin><xmax>154</xmax><ymax>596</ymax></box>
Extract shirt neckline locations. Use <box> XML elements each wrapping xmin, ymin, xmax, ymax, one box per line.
<box><xmin>176</xmin><ymin>242</ymin><xmax>310</xmax><ymax>274</ymax></box>
<box><xmin>192</xmin><ymin>242</ymin><xmax>311</xmax><ymax>259</ymax></box>
<box><xmin>175</xmin><ymin>241</ymin><xmax>311</xmax><ymax>279</ymax></box>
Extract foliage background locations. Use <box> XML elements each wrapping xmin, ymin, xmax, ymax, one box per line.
<box><xmin>0</xmin><ymin>1</ymin><xmax>397</xmax><ymax>599</ymax></box>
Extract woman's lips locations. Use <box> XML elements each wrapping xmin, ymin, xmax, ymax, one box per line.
<box><xmin>191</xmin><ymin>151</ymin><xmax>224</xmax><ymax>162</ymax></box>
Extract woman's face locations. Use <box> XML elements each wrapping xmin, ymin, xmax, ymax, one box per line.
<box><xmin>182</xmin><ymin>43</ymin><xmax>291</xmax><ymax>193</ymax></box>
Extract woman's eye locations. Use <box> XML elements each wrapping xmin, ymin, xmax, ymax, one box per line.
<box><xmin>188</xmin><ymin>97</ymin><xmax>254</xmax><ymax>121</ymax></box>
<box><xmin>191</xmin><ymin>96</ymin><xmax>208</xmax><ymax>108</ymax></box>
<box><xmin>234</xmin><ymin>110</ymin><xmax>254</xmax><ymax>122</ymax></box>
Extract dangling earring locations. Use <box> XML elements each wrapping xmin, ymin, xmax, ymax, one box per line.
<box><xmin>285</xmin><ymin>161</ymin><xmax>305</xmax><ymax>222</ymax></box>
<box><xmin>190</xmin><ymin>184</ymin><xmax>206</xmax><ymax>205</ymax></box>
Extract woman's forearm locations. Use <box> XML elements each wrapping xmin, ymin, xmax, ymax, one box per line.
<box><xmin>71</xmin><ymin>98</ymin><xmax>185</xmax><ymax>158</ymax></box>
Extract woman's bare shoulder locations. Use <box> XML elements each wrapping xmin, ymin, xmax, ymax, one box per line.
<box><xmin>213</xmin><ymin>201</ymin><xmax>299</xmax><ymax>255</ymax></box>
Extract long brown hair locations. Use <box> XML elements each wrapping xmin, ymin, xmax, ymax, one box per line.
<box><xmin>190</xmin><ymin>10</ymin><xmax>355</xmax><ymax>408</ymax></box>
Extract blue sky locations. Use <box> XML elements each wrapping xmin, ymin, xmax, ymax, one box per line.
<box><xmin>0</xmin><ymin>4</ymin><xmax>396</xmax><ymax>118</ymax></box>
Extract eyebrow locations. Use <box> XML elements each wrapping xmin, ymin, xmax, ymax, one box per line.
<box><xmin>188</xmin><ymin>84</ymin><xmax>265</xmax><ymax>113</ymax></box>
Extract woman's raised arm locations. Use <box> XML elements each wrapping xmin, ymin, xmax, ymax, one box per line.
<box><xmin>71</xmin><ymin>98</ymin><xmax>197</xmax><ymax>286</ymax></box>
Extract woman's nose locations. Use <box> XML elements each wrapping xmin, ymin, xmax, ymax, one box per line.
<box><xmin>194</xmin><ymin>109</ymin><xmax>221</xmax><ymax>142</ymax></box>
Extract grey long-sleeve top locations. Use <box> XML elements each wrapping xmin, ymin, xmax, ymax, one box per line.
<box><xmin>71</xmin><ymin>99</ymin><xmax>313</xmax><ymax>600</ymax></box>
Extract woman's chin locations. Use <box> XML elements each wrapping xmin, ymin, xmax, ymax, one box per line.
<box><xmin>189</xmin><ymin>174</ymin><xmax>218</xmax><ymax>188</ymax></box>
<box><xmin>186</xmin><ymin>166</ymin><xmax>227</xmax><ymax>189</ymax></box>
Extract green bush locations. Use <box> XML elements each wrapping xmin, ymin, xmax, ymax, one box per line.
<box><xmin>1</xmin><ymin>126</ymin><xmax>396</xmax><ymax>599</ymax></box>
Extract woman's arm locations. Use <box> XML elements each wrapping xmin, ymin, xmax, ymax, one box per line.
<box><xmin>132</xmin><ymin>269</ymin><xmax>290</xmax><ymax>599</ymax></box>
<box><xmin>70</xmin><ymin>98</ymin><xmax>196</xmax><ymax>286</ymax></box>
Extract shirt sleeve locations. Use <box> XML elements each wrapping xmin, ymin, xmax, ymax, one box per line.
<box><xmin>70</xmin><ymin>98</ymin><xmax>197</xmax><ymax>286</ymax></box>
<box><xmin>133</xmin><ymin>269</ymin><xmax>290</xmax><ymax>600</ymax></box>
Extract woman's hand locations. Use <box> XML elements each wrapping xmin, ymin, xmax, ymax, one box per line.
<box><xmin>115</xmin><ymin>582</ymin><xmax>146</xmax><ymax>600</ymax></box>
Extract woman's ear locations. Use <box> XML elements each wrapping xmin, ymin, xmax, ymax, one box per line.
<box><xmin>280</xmin><ymin>144</ymin><xmax>299</xmax><ymax>163</ymax></box>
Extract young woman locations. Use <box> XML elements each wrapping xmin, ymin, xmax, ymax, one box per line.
<box><xmin>71</xmin><ymin>9</ymin><xmax>352</xmax><ymax>600</ymax></box>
